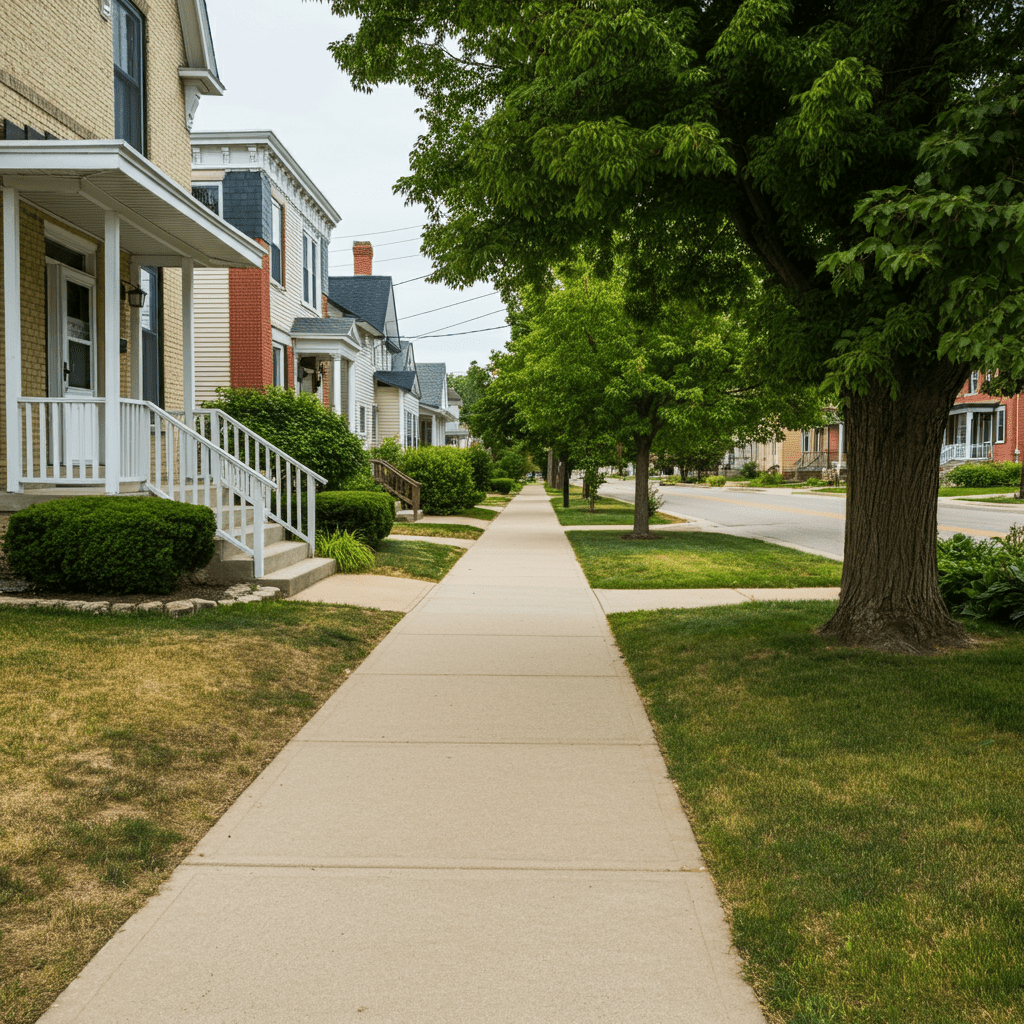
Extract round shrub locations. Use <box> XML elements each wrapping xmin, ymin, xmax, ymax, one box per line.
<box><xmin>464</xmin><ymin>445</ymin><xmax>493</xmax><ymax>491</ymax></box>
<box><xmin>490</xmin><ymin>477</ymin><xmax>515</xmax><ymax>494</ymax></box>
<box><xmin>705</xmin><ymin>475</ymin><xmax>727</xmax><ymax>487</ymax></box>
<box><xmin>3</xmin><ymin>496</ymin><xmax>215</xmax><ymax>594</ymax></box>
<box><xmin>316</xmin><ymin>492</ymin><xmax>395</xmax><ymax>547</ymax></box>
<box><xmin>401</xmin><ymin>447</ymin><xmax>478</xmax><ymax>515</ymax></box>
<box><xmin>205</xmin><ymin>387</ymin><xmax>366</xmax><ymax>490</ymax></box>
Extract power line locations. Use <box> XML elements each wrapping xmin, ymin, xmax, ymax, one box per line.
<box><xmin>416</xmin><ymin>308</ymin><xmax>508</xmax><ymax>337</ymax></box>
<box><xmin>333</xmin><ymin>252</ymin><xmax>424</xmax><ymax>266</ymax></box>
<box><xmin>333</xmin><ymin>222</ymin><xmax>424</xmax><ymax>239</ymax></box>
<box><xmin>404</xmin><ymin>325</ymin><xmax>510</xmax><ymax>338</ymax></box>
<box><xmin>329</xmin><ymin>235</ymin><xmax>422</xmax><ymax>252</ymax></box>
<box><xmin>394</xmin><ymin>274</ymin><xmax>432</xmax><ymax>286</ymax></box>
<box><xmin>402</xmin><ymin>291</ymin><xmax>499</xmax><ymax>320</ymax></box>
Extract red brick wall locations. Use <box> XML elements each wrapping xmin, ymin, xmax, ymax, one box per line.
<box><xmin>228</xmin><ymin>240</ymin><xmax>273</xmax><ymax>389</ymax></box>
<box><xmin>322</xmin><ymin>364</ymin><xmax>330</xmax><ymax>409</ymax></box>
<box><xmin>952</xmin><ymin>378</ymin><xmax>1023</xmax><ymax>463</ymax></box>
<box><xmin>285</xmin><ymin>346</ymin><xmax>294</xmax><ymax>393</ymax></box>
<box><xmin>353</xmin><ymin>241</ymin><xmax>373</xmax><ymax>276</ymax></box>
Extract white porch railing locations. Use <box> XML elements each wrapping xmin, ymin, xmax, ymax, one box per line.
<box><xmin>188</xmin><ymin>408</ymin><xmax>326</xmax><ymax>548</ymax></box>
<box><xmin>940</xmin><ymin>442</ymin><xmax>992</xmax><ymax>463</ymax></box>
<box><xmin>16</xmin><ymin>397</ymin><xmax>276</xmax><ymax>577</ymax></box>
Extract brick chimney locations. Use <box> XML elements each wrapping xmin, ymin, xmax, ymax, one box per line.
<box><xmin>353</xmin><ymin>240</ymin><xmax>373</xmax><ymax>275</ymax></box>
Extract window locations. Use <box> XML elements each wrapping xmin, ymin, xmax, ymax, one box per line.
<box><xmin>372</xmin><ymin>405</ymin><xmax>378</xmax><ymax>443</ymax></box>
<box><xmin>303</xmin><ymin>232</ymin><xmax>319</xmax><ymax>309</ymax></box>
<box><xmin>272</xmin><ymin>343</ymin><xmax>285</xmax><ymax>387</ymax></box>
<box><xmin>359</xmin><ymin>405</ymin><xmax>366</xmax><ymax>435</ymax></box>
<box><xmin>270</xmin><ymin>200</ymin><xmax>283</xmax><ymax>284</ymax></box>
<box><xmin>191</xmin><ymin>183</ymin><xmax>220</xmax><ymax>216</ymax></box>
<box><xmin>996</xmin><ymin>407</ymin><xmax>1006</xmax><ymax>444</ymax></box>
<box><xmin>113</xmin><ymin>0</ymin><xmax>144</xmax><ymax>153</ymax></box>
<box><xmin>140</xmin><ymin>267</ymin><xmax>162</xmax><ymax>407</ymax></box>
<box><xmin>969</xmin><ymin>371</ymin><xmax>979</xmax><ymax>394</ymax></box>
<box><xmin>405</xmin><ymin>411</ymin><xmax>415</xmax><ymax>449</ymax></box>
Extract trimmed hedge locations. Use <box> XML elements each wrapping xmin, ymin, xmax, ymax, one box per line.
<box><xmin>946</xmin><ymin>461</ymin><xmax>1023</xmax><ymax>488</ymax></box>
<box><xmin>489</xmin><ymin>477</ymin><xmax>515</xmax><ymax>494</ymax></box>
<box><xmin>706</xmin><ymin>475</ymin><xmax>727</xmax><ymax>487</ymax></box>
<box><xmin>464</xmin><ymin>446</ymin><xmax>493</xmax><ymax>491</ymax></box>
<box><xmin>401</xmin><ymin>447</ymin><xmax>478</xmax><ymax>515</ymax></box>
<box><xmin>315</xmin><ymin>491</ymin><xmax>395</xmax><ymax>547</ymax></box>
<box><xmin>3</xmin><ymin>496</ymin><xmax>215</xmax><ymax>594</ymax></box>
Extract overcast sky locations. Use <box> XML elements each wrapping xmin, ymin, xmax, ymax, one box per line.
<box><xmin>193</xmin><ymin>0</ymin><xmax>509</xmax><ymax>376</ymax></box>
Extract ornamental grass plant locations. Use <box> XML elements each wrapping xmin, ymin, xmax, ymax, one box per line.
<box><xmin>315</xmin><ymin>529</ymin><xmax>376</xmax><ymax>573</ymax></box>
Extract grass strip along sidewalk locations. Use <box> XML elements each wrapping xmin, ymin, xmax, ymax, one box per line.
<box><xmin>568</xmin><ymin>530</ymin><xmax>843</xmax><ymax>589</ymax></box>
<box><xmin>0</xmin><ymin>601</ymin><xmax>401</xmax><ymax>1024</ymax></box>
<box><xmin>369</xmin><ymin>539</ymin><xmax>466</xmax><ymax>582</ymax></box>
<box><xmin>610</xmin><ymin>602</ymin><xmax>1024</xmax><ymax>1024</ymax></box>
<box><xmin>389</xmin><ymin>523</ymin><xmax>484</xmax><ymax>541</ymax></box>
<box><xmin>547</xmin><ymin>488</ymin><xmax>684</xmax><ymax>527</ymax></box>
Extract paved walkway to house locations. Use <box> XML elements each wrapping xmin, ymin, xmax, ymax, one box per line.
<box><xmin>41</xmin><ymin>485</ymin><xmax>765</xmax><ymax>1024</ymax></box>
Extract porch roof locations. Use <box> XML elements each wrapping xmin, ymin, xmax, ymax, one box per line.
<box><xmin>0</xmin><ymin>141</ymin><xmax>263</xmax><ymax>268</ymax></box>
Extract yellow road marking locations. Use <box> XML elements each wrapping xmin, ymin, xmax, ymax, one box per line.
<box><xmin>662</xmin><ymin>491</ymin><xmax>1008</xmax><ymax>538</ymax></box>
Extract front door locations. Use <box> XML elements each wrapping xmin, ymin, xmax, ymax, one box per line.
<box><xmin>47</xmin><ymin>263</ymin><xmax>100</xmax><ymax>469</ymax></box>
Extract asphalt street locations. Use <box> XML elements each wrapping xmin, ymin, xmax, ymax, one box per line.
<box><xmin>598</xmin><ymin>480</ymin><xmax>1024</xmax><ymax>562</ymax></box>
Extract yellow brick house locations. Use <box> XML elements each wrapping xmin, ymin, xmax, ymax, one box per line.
<box><xmin>1</xmin><ymin>0</ymin><xmax>266</xmax><ymax>510</ymax></box>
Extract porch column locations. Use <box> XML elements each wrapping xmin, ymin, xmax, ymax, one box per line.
<box><xmin>332</xmin><ymin>356</ymin><xmax>342</xmax><ymax>416</ymax></box>
<box><xmin>103</xmin><ymin>211</ymin><xmax>121</xmax><ymax>494</ymax></box>
<box><xmin>181</xmin><ymin>257</ymin><xmax>195</xmax><ymax>420</ymax></box>
<box><xmin>3</xmin><ymin>184</ymin><xmax>23</xmax><ymax>493</ymax></box>
<box><xmin>347</xmin><ymin>359</ymin><xmax>356</xmax><ymax>430</ymax></box>
<box><xmin>129</xmin><ymin>259</ymin><xmax>142</xmax><ymax>400</ymax></box>
<box><xmin>964</xmin><ymin>409</ymin><xmax>975</xmax><ymax>456</ymax></box>
<box><xmin>838</xmin><ymin>423</ymin><xmax>844</xmax><ymax>466</ymax></box>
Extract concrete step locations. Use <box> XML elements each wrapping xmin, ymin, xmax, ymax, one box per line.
<box><xmin>214</xmin><ymin>522</ymin><xmax>286</xmax><ymax>558</ymax></box>
<box><xmin>259</xmin><ymin>556</ymin><xmax>337</xmax><ymax>597</ymax></box>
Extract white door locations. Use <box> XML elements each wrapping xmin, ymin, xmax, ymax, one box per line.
<box><xmin>47</xmin><ymin>264</ymin><xmax>100</xmax><ymax>469</ymax></box>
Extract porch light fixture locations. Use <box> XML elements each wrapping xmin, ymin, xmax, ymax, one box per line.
<box><xmin>120</xmin><ymin>282</ymin><xmax>147</xmax><ymax>308</ymax></box>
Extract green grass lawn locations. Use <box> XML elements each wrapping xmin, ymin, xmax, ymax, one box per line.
<box><xmin>567</xmin><ymin>530</ymin><xmax>843</xmax><ymax>588</ymax></box>
<box><xmin>955</xmin><ymin>493</ymin><xmax>1024</xmax><ymax>503</ymax></box>
<box><xmin>371</xmin><ymin>539</ymin><xmax>466</xmax><ymax>581</ymax></box>
<box><xmin>451</xmin><ymin>506</ymin><xmax>498</xmax><ymax>521</ymax></box>
<box><xmin>808</xmin><ymin>486</ymin><xmax>1020</xmax><ymax>499</ymax></box>
<box><xmin>609</xmin><ymin>602</ymin><xmax>1024</xmax><ymax>1024</ymax></box>
<box><xmin>547</xmin><ymin>490</ymin><xmax>683</xmax><ymax>526</ymax></box>
<box><xmin>0</xmin><ymin>601</ymin><xmax>400</xmax><ymax>1024</ymax></box>
<box><xmin>389</xmin><ymin>523</ymin><xmax>484</xmax><ymax>540</ymax></box>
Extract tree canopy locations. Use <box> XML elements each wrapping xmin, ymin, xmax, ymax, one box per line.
<box><xmin>328</xmin><ymin>0</ymin><xmax>1024</xmax><ymax>651</ymax></box>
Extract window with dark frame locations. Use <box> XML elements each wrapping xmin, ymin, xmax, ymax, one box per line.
<box><xmin>191</xmin><ymin>183</ymin><xmax>220</xmax><ymax>215</ymax></box>
<box><xmin>113</xmin><ymin>0</ymin><xmax>144</xmax><ymax>153</ymax></box>
<box><xmin>303</xmin><ymin>232</ymin><xmax>319</xmax><ymax>308</ymax></box>
<box><xmin>271</xmin><ymin>200</ymin><xmax>283</xmax><ymax>284</ymax></box>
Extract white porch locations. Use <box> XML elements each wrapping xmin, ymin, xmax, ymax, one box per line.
<box><xmin>2</xmin><ymin>140</ymin><xmax>266</xmax><ymax>500</ymax></box>
<box><xmin>290</xmin><ymin>319</ymin><xmax>362</xmax><ymax>429</ymax></box>
<box><xmin>942</xmin><ymin>403</ymin><xmax>1001</xmax><ymax>464</ymax></box>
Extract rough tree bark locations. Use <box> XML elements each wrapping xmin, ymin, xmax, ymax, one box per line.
<box><xmin>630</xmin><ymin>436</ymin><xmax>653</xmax><ymax>538</ymax></box>
<box><xmin>819</xmin><ymin>356</ymin><xmax>972</xmax><ymax>654</ymax></box>
<box><xmin>561</xmin><ymin>448</ymin><xmax>570</xmax><ymax>509</ymax></box>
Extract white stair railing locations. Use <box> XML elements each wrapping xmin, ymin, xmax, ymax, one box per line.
<box><xmin>123</xmin><ymin>400</ymin><xmax>276</xmax><ymax>577</ymax></box>
<box><xmin>188</xmin><ymin>408</ymin><xmax>326</xmax><ymax>547</ymax></box>
<box><xmin>18</xmin><ymin>397</ymin><xmax>106</xmax><ymax>484</ymax></box>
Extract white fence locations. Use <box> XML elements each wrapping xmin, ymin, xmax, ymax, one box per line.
<box><xmin>940</xmin><ymin>442</ymin><xmax>992</xmax><ymax>464</ymax></box>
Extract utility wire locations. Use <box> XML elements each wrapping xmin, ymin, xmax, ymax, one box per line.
<box><xmin>416</xmin><ymin>308</ymin><xmax>508</xmax><ymax>336</ymax></box>
<box><xmin>332</xmin><ymin>252</ymin><xmax>424</xmax><ymax>267</ymax></box>
<box><xmin>402</xmin><ymin>291</ymin><xmax>499</xmax><ymax>319</ymax></box>
<box><xmin>394</xmin><ymin>274</ymin><xmax>432</xmax><ymax>286</ymax></box>
<box><xmin>404</xmin><ymin>325</ymin><xmax>510</xmax><ymax>338</ymax></box>
<box><xmin>333</xmin><ymin>222</ymin><xmax>424</xmax><ymax>238</ymax></box>
<box><xmin>329</xmin><ymin>234</ymin><xmax>423</xmax><ymax>252</ymax></box>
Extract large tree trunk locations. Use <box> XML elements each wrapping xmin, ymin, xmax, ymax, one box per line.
<box><xmin>819</xmin><ymin>358</ymin><xmax>972</xmax><ymax>654</ymax></box>
<box><xmin>629</xmin><ymin>436</ymin><xmax>653</xmax><ymax>538</ymax></box>
<box><xmin>562</xmin><ymin>448</ymin><xmax>570</xmax><ymax>508</ymax></box>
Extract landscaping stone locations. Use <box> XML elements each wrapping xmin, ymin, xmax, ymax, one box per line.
<box><xmin>81</xmin><ymin>601</ymin><xmax>110</xmax><ymax>614</ymax></box>
<box><xmin>193</xmin><ymin>599</ymin><xmax>219</xmax><ymax>610</ymax></box>
<box><xmin>254</xmin><ymin>587</ymin><xmax>281</xmax><ymax>599</ymax></box>
<box><xmin>165</xmin><ymin>600</ymin><xmax>195</xmax><ymax>618</ymax></box>
<box><xmin>137</xmin><ymin>601</ymin><xmax>165</xmax><ymax>613</ymax></box>
<box><xmin>235</xmin><ymin>595</ymin><xmax>262</xmax><ymax>604</ymax></box>
<box><xmin>225</xmin><ymin>584</ymin><xmax>255</xmax><ymax>598</ymax></box>
<box><xmin>218</xmin><ymin>599</ymin><xmax>238</xmax><ymax>607</ymax></box>
<box><xmin>111</xmin><ymin>603</ymin><xmax>136</xmax><ymax>614</ymax></box>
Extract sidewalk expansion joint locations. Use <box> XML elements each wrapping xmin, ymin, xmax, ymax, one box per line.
<box><xmin>293</xmin><ymin>739</ymin><xmax>658</xmax><ymax>747</ymax></box>
<box><xmin>184</xmin><ymin>861</ymin><xmax>709</xmax><ymax>873</ymax></box>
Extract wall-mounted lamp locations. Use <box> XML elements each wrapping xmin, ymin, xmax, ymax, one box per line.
<box><xmin>120</xmin><ymin>282</ymin><xmax>147</xmax><ymax>308</ymax></box>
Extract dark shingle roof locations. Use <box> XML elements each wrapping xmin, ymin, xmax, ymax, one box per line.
<box><xmin>290</xmin><ymin>316</ymin><xmax>356</xmax><ymax>336</ymax></box>
<box><xmin>327</xmin><ymin>276</ymin><xmax>395</xmax><ymax>336</ymax></box>
<box><xmin>447</xmin><ymin>388</ymin><xmax>462</xmax><ymax>404</ymax></box>
<box><xmin>374</xmin><ymin>370</ymin><xmax>417</xmax><ymax>393</ymax></box>
<box><xmin>417</xmin><ymin>363</ymin><xmax>447</xmax><ymax>410</ymax></box>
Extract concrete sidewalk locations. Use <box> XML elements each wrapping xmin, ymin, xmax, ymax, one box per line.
<box><xmin>42</xmin><ymin>485</ymin><xmax>765</xmax><ymax>1024</ymax></box>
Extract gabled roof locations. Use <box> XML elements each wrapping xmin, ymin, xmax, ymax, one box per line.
<box><xmin>290</xmin><ymin>316</ymin><xmax>356</xmax><ymax>336</ymax></box>
<box><xmin>417</xmin><ymin>363</ymin><xmax>447</xmax><ymax>411</ymax></box>
<box><xmin>328</xmin><ymin>276</ymin><xmax>399</xmax><ymax>345</ymax></box>
<box><xmin>374</xmin><ymin>370</ymin><xmax>418</xmax><ymax>393</ymax></box>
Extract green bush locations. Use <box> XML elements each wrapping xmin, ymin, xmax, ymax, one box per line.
<box><xmin>3</xmin><ymin>496</ymin><xmax>215</xmax><ymax>594</ymax></box>
<box><xmin>205</xmin><ymin>387</ymin><xmax>366</xmax><ymax>490</ymax></box>
<box><xmin>315</xmin><ymin>492</ymin><xmax>395</xmax><ymax>547</ymax></box>
<box><xmin>400</xmin><ymin>447</ymin><xmax>479</xmax><ymax>515</ymax></box>
<box><xmin>489</xmin><ymin>477</ymin><xmax>516</xmax><ymax>494</ymax></box>
<box><xmin>937</xmin><ymin>527</ymin><xmax>1024</xmax><ymax>624</ymax></box>
<box><xmin>739</xmin><ymin>460</ymin><xmax>759</xmax><ymax>479</ymax></box>
<box><xmin>464</xmin><ymin>445</ymin><xmax>493</xmax><ymax>491</ymax></box>
<box><xmin>706</xmin><ymin>475</ymin><xmax>727</xmax><ymax>487</ymax></box>
<box><xmin>945</xmin><ymin>461</ymin><xmax>1023</xmax><ymax>488</ymax></box>
<box><xmin>335</xmin><ymin>469</ymin><xmax>385</xmax><ymax>493</ymax></box>
<box><xmin>370</xmin><ymin>436</ymin><xmax>405</xmax><ymax>469</ymax></box>
<box><xmin>753</xmin><ymin>471</ymin><xmax>785</xmax><ymax>486</ymax></box>
<box><xmin>493</xmin><ymin>448</ymin><xmax>531</xmax><ymax>481</ymax></box>
<box><xmin>315</xmin><ymin>529</ymin><xmax>376</xmax><ymax>573</ymax></box>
